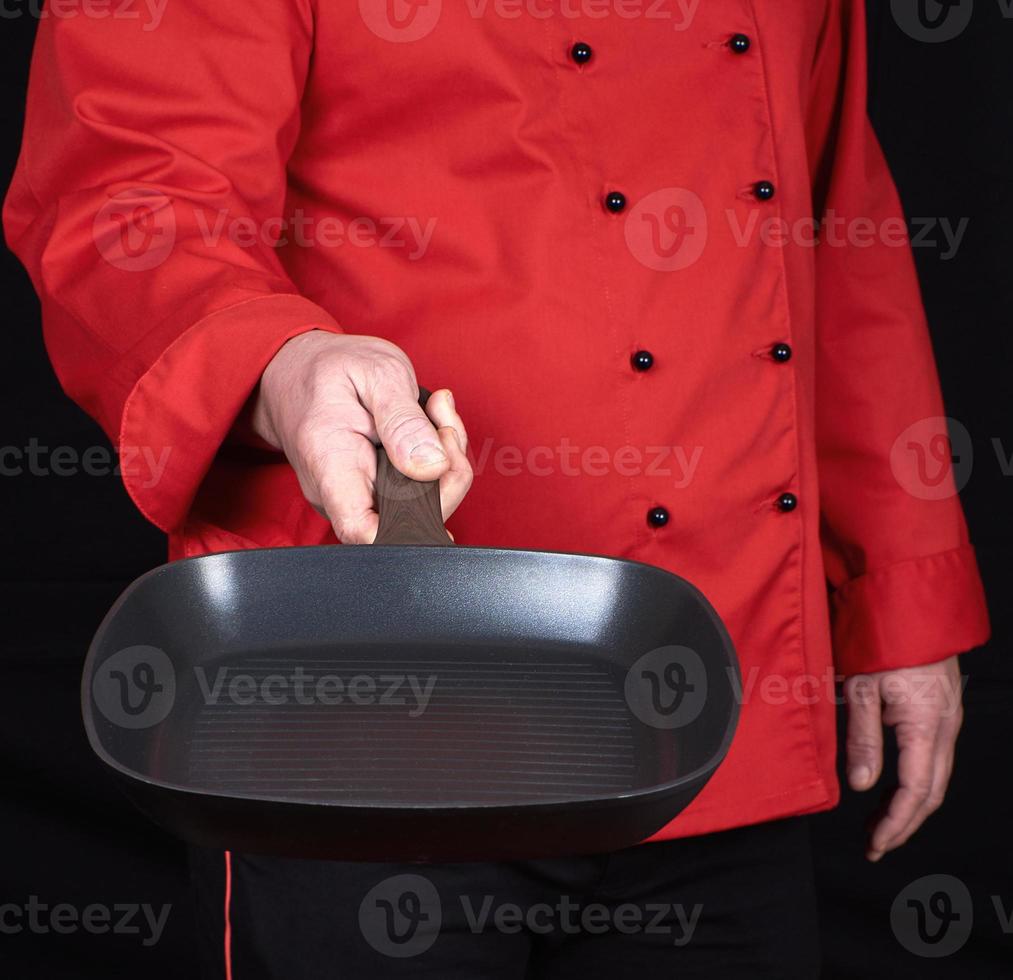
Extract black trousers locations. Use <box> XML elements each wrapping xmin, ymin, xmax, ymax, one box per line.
<box><xmin>191</xmin><ymin>816</ymin><xmax>820</xmax><ymax>979</ymax></box>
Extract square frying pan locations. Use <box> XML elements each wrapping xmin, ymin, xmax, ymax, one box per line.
<box><xmin>83</xmin><ymin>417</ymin><xmax>740</xmax><ymax>862</ymax></box>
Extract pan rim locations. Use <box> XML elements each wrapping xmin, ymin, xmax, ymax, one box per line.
<box><xmin>82</xmin><ymin>544</ymin><xmax>740</xmax><ymax>814</ymax></box>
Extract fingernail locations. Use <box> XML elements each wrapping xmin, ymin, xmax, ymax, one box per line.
<box><xmin>410</xmin><ymin>443</ymin><xmax>447</xmax><ymax>466</ymax></box>
<box><xmin>850</xmin><ymin>766</ymin><xmax>872</xmax><ymax>790</ymax></box>
<box><xmin>446</xmin><ymin>389</ymin><xmax>455</xmax><ymax>409</ymax></box>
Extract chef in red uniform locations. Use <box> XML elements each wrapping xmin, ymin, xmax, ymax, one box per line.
<box><xmin>5</xmin><ymin>0</ymin><xmax>990</xmax><ymax>975</ymax></box>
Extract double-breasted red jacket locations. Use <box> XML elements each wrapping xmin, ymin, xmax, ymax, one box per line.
<box><xmin>5</xmin><ymin>0</ymin><xmax>989</xmax><ymax>839</ymax></box>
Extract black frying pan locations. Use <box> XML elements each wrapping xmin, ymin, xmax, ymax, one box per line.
<box><xmin>83</xmin><ymin>409</ymin><xmax>740</xmax><ymax>863</ymax></box>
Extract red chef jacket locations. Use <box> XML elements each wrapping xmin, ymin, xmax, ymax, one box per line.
<box><xmin>4</xmin><ymin>0</ymin><xmax>990</xmax><ymax>840</ymax></box>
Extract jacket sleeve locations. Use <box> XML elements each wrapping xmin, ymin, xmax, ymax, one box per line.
<box><xmin>2</xmin><ymin>2</ymin><xmax>342</xmax><ymax>533</ymax></box>
<box><xmin>806</xmin><ymin>0</ymin><xmax>989</xmax><ymax>675</ymax></box>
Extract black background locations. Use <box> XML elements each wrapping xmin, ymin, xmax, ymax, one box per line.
<box><xmin>2</xmin><ymin>3</ymin><xmax>1011</xmax><ymax>977</ymax></box>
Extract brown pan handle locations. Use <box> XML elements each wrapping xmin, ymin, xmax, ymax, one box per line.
<box><xmin>373</xmin><ymin>387</ymin><xmax>455</xmax><ymax>547</ymax></box>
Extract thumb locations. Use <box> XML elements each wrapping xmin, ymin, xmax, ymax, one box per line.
<box><xmin>365</xmin><ymin>377</ymin><xmax>449</xmax><ymax>481</ymax></box>
<box><xmin>844</xmin><ymin>674</ymin><xmax>884</xmax><ymax>792</ymax></box>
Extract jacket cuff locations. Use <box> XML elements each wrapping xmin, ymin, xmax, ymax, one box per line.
<box><xmin>118</xmin><ymin>293</ymin><xmax>341</xmax><ymax>532</ymax></box>
<box><xmin>830</xmin><ymin>544</ymin><xmax>991</xmax><ymax>676</ymax></box>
